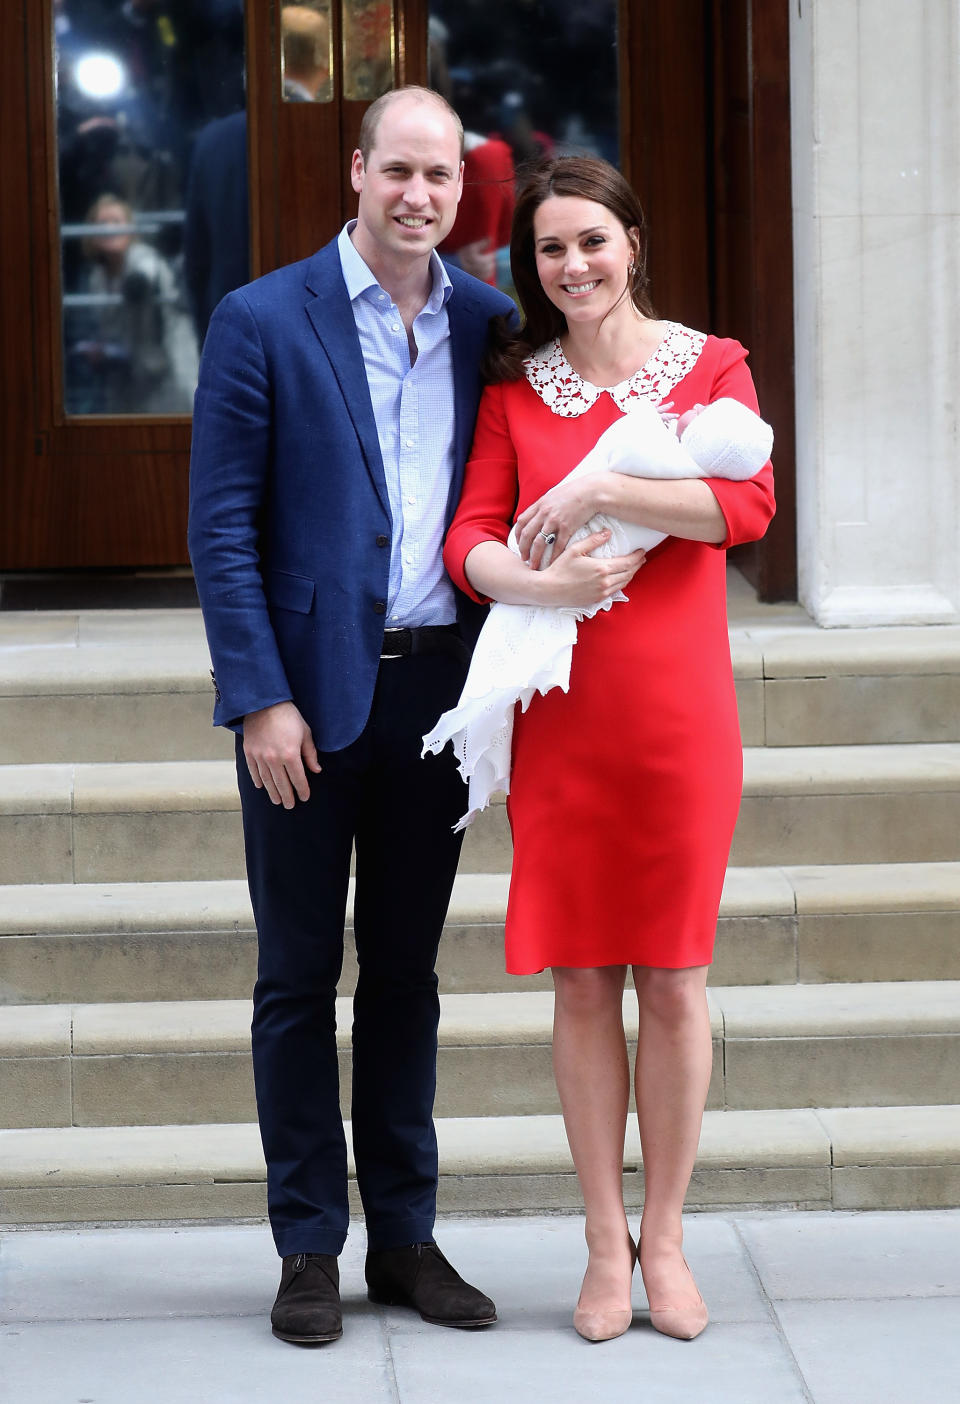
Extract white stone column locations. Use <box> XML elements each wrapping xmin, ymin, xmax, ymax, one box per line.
<box><xmin>790</xmin><ymin>0</ymin><xmax>960</xmax><ymax>626</ymax></box>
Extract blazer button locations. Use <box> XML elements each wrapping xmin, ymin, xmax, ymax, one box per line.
<box><xmin>376</xmin><ymin>534</ymin><xmax>389</xmax><ymax>547</ymax></box>
<box><xmin>373</xmin><ymin>600</ymin><xmax>387</xmax><ymax>614</ymax></box>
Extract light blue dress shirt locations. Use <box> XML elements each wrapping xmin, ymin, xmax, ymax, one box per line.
<box><xmin>337</xmin><ymin>222</ymin><xmax>458</xmax><ymax>628</ymax></box>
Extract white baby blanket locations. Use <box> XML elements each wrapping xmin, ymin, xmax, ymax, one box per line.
<box><xmin>422</xmin><ymin>396</ymin><xmax>773</xmax><ymax>830</ymax></box>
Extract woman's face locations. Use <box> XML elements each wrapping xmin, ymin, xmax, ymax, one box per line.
<box><xmin>532</xmin><ymin>195</ymin><xmax>639</xmax><ymax>326</ymax></box>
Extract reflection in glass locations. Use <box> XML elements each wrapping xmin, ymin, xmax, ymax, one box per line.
<box><xmin>342</xmin><ymin>0</ymin><xmax>395</xmax><ymax>103</ymax></box>
<box><xmin>55</xmin><ymin>0</ymin><xmax>247</xmax><ymax>414</ymax></box>
<box><xmin>281</xmin><ymin>1</ymin><xmax>333</xmax><ymax>103</ymax></box>
<box><xmin>428</xmin><ymin>1</ymin><xmax>618</xmax><ymax>293</ymax></box>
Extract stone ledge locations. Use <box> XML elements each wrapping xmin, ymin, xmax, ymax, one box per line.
<box><xmin>4</xmin><ymin>861</ymin><xmax>958</xmax><ymax>939</ymax></box>
<box><xmin>0</xmin><ymin>992</ymin><xmax>720</xmax><ymax>1057</ymax></box>
<box><xmin>815</xmin><ymin>1104</ymin><xmax>960</xmax><ymax>1166</ymax></box>
<box><xmin>757</xmin><ymin>626</ymin><xmax>960</xmax><ymax>678</ymax></box>
<box><xmin>0</xmin><ymin>644</ymin><xmax>213</xmax><ymax>697</ymax></box>
<box><xmin>744</xmin><ymin>743</ymin><xmax>960</xmax><ymax>796</ymax></box>
<box><xmin>3</xmin><ymin>981</ymin><xmax>956</xmax><ymax>1058</ymax></box>
<box><xmin>0</xmin><ymin>869</ymin><xmax>791</xmax><ymax>937</ymax></box>
<box><xmin>4</xmin><ymin>745</ymin><xmax>960</xmax><ymax>820</ymax></box>
<box><xmin>1</xmin><ymin>1104</ymin><xmax>956</xmax><ymax>1193</ymax></box>
<box><xmin>712</xmin><ymin>979</ymin><xmax>960</xmax><ymax>1038</ymax></box>
<box><xmin>785</xmin><ymin>861</ymin><xmax>960</xmax><ymax>913</ymax></box>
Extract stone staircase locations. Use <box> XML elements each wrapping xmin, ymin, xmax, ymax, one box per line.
<box><xmin>2</xmin><ymin>570</ymin><xmax>960</xmax><ymax>1226</ymax></box>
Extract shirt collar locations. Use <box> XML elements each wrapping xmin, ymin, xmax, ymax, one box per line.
<box><xmin>337</xmin><ymin>221</ymin><xmax>452</xmax><ymax>313</ymax></box>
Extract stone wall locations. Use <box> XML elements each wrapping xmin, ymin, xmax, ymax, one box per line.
<box><xmin>790</xmin><ymin>0</ymin><xmax>960</xmax><ymax>625</ymax></box>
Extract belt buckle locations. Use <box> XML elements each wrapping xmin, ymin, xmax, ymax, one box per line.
<box><xmin>380</xmin><ymin>627</ymin><xmax>406</xmax><ymax>661</ymax></box>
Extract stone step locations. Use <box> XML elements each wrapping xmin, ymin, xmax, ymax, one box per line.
<box><xmin>4</xmin><ymin>981</ymin><xmax>959</xmax><ymax>1130</ymax></box>
<box><xmin>748</xmin><ymin>625</ymin><xmax>960</xmax><ymax>746</ymax></box>
<box><xmin>4</xmin><ymin>609</ymin><xmax>959</xmax><ymax>759</ymax></box>
<box><xmin>732</xmin><ymin>742</ymin><xmax>960</xmax><ymax>867</ymax></box>
<box><xmin>2</xmin><ymin>862</ymin><xmax>960</xmax><ymax>1005</ymax></box>
<box><xmin>3</xmin><ymin>745</ymin><xmax>960</xmax><ymax>884</ymax></box>
<box><xmin>0</xmin><ymin>612</ymin><xmax>231</xmax><ymax>763</ymax></box>
<box><xmin>1</xmin><ymin>1103</ymin><xmax>958</xmax><ymax>1224</ymax></box>
<box><xmin>0</xmin><ymin>991</ymin><xmax>700</xmax><ymax>1129</ymax></box>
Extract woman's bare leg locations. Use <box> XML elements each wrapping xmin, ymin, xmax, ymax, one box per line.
<box><xmin>552</xmin><ymin>965</ymin><xmax>635</xmax><ymax>1332</ymax></box>
<box><xmin>632</xmin><ymin>964</ymin><xmax>712</xmax><ymax>1332</ymax></box>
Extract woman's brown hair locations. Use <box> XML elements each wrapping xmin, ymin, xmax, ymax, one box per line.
<box><xmin>484</xmin><ymin>156</ymin><xmax>656</xmax><ymax>383</ymax></box>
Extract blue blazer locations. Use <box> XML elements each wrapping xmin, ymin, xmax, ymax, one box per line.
<box><xmin>188</xmin><ymin>238</ymin><xmax>515</xmax><ymax>753</ymax></box>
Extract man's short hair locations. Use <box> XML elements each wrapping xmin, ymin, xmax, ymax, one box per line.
<box><xmin>281</xmin><ymin>4</ymin><xmax>330</xmax><ymax>76</ymax></box>
<box><xmin>357</xmin><ymin>86</ymin><xmax>464</xmax><ymax>164</ymax></box>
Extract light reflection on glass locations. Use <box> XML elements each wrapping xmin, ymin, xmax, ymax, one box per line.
<box><xmin>342</xmin><ymin>0</ymin><xmax>395</xmax><ymax>103</ymax></box>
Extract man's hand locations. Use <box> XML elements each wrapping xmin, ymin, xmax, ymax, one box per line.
<box><xmin>242</xmin><ymin>701</ymin><xmax>321</xmax><ymax>808</ymax></box>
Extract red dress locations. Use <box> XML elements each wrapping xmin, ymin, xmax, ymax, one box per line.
<box><xmin>444</xmin><ymin>325</ymin><xmax>776</xmax><ymax>974</ymax></box>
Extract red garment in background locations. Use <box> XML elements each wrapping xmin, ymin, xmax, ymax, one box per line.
<box><xmin>441</xmin><ymin>134</ymin><xmax>515</xmax><ymax>284</ymax></box>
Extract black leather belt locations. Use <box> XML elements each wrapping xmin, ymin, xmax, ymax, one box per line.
<box><xmin>380</xmin><ymin>624</ymin><xmax>467</xmax><ymax>662</ymax></box>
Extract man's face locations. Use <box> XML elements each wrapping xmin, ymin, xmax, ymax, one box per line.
<box><xmin>350</xmin><ymin>97</ymin><xmax>463</xmax><ymax>268</ymax></box>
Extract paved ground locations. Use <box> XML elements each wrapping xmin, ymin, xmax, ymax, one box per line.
<box><xmin>2</xmin><ymin>1210</ymin><xmax>958</xmax><ymax>1404</ymax></box>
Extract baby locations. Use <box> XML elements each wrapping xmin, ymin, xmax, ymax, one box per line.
<box><xmin>423</xmin><ymin>396</ymin><xmax>773</xmax><ymax>830</ymax></box>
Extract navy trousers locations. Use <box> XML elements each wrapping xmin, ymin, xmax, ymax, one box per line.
<box><xmin>237</xmin><ymin>650</ymin><xmax>469</xmax><ymax>1257</ymax></box>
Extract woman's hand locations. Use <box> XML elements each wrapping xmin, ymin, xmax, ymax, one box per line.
<box><xmin>515</xmin><ymin>473</ymin><xmax>609</xmax><ymax>569</ymax></box>
<box><xmin>534</xmin><ymin>529</ymin><xmax>646</xmax><ymax>609</ymax></box>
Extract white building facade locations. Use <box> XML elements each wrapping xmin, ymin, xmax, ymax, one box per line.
<box><xmin>791</xmin><ymin>0</ymin><xmax>960</xmax><ymax>626</ymax></box>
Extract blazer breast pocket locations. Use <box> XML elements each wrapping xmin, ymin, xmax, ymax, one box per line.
<box><xmin>265</xmin><ymin>569</ymin><xmax>315</xmax><ymax>614</ymax></box>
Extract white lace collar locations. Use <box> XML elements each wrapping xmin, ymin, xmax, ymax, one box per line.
<box><xmin>523</xmin><ymin>321</ymin><xmax>707</xmax><ymax>417</ymax></box>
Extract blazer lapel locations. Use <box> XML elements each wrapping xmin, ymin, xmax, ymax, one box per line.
<box><xmin>303</xmin><ymin>245</ymin><xmax>391</xmax><ymax>518</ymax></box>
<box><xmin>446</xmin><ymin>281</ymin><xmax>485</xmax><ymax>522</ymax></box>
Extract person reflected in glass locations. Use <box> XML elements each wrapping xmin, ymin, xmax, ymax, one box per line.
<box><xmin>281</xmin><ymin>3</ymin><xmax>331</xmax><ymax>103</ymax></box>
<box><xmin>66</xmin><ymin>193</ymin><xmax>198</xmax><ymax>414</ymax></box>
<box><xmin>183</xmin><ymin>107</ymin><xmax>249</xmax><ymax>346</ymax></box>
<box><xmin>437</xmin><ymin>74</ymin><xmax>515</xmax><ymax>289</ymax></box>
<box><xmin>442</xmin><ymin>157</ymin><xmax>775</xmax><ymax>1343</ymax></box>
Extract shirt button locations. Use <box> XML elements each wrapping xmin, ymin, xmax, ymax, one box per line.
<box><xmin>404</xmin><ymin>553</ymin><xmax>413</xmax><ymax>564</ymax></box>
<box><xmin>406</xmin><ymin>496</ymin><xmax>416</xmax><ymax>505</ymax></box>
<box><xmin>376</xmin><ymin>534</ymin><xmax>389</xmax><ymax>547</ymax></box>
<box><xmin>373</xmin><ymin>600</ymin><xmax>387</xmax><ymax>615</ymax></box>
<box><xmin>392</xmin><ymin>323</ymin><xmax>401</xmax><ymax>332</ymax></box>
<box><xmin>405</xmin><ymin>438</ymin><xmax>415</xmax><ymax>448</ymax></box>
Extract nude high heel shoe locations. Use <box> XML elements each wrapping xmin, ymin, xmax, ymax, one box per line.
<box><xmin>640</xmin><ymin>1241</ymin><xmax>709</xmax><ymax>1341</ymax></box>
<box><xmin>572</xmin><ymin>1236</ymin><xmax>637</xmax><ymax>1343</ymax></box>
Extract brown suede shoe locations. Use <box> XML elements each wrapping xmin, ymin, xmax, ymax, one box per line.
<box><xmin>271</xmin><ymin>1252</ymin><xmax>342</xmax><ymax>1344</ymax></box>
<box><xmin>365</xmin><ymin>1241</ymin><xmax>497</xmax><ymax>1328</ymax></box>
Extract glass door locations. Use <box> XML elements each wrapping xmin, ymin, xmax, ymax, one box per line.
<box><xmin>426</xmin><ymin>0</ymin><xmax>619</xmax><ymax>293</ymax></box>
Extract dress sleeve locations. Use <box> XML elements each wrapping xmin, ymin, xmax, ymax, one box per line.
<box><xmin>444</xmin><ymin>381</ymin><xmax>520</xmax><ymax>602</ymax></box>
<box><xmin>701</xmin><ymin>339</ymin><xmax>776</xmax><ymax>550</ymax></box>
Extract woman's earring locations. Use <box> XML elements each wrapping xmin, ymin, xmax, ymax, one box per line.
<box><xmin>628</xmin><ymin>261</ymin><xmax>636</xmax><ymax>277</ymax></box>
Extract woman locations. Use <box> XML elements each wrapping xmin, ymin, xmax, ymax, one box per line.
<box><xmin>443</xmin><ymin>157</ymin><xmax>775</xmax><ymax>1342</ymax></box>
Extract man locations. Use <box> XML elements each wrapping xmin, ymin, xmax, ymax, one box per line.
<box><xmin>188</xmin><ymin>86</ymin><xmax>514</xmax><ymax>1344</ymax></box>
